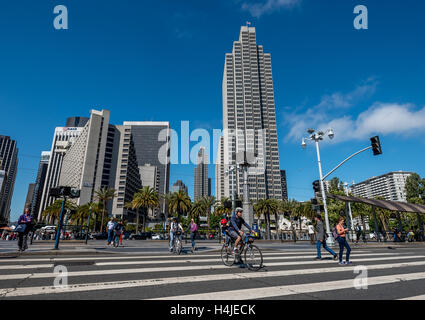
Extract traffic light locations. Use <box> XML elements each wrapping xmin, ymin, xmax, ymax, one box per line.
<box><xmin>49</xmin><ymin>186</ymin><xmax>80</xmax><ymax>198</ymax></box>
<box><xmin>69</xmin><ymin>188</ymin><xmax>81</xmax><ymax>199</ymax></box>
<box><xmin>370</xmin><ymin>136</ymin><xmax>382</xmax><ymax>156</ymax></box>
<box><xmin>235</xmin><ymin>200</ymin><xmax>243</xmax><ymax>208</ymax></box>
<box><xmin>312</xmin><ymin>180</ymin><xmax>321</xmax><ymax>193</ymax></box>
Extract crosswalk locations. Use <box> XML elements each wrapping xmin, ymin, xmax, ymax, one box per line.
<box><xmin>1</xmin><ymin>248</ymin><xmax>425</xmax><ymax>300</ymax></box>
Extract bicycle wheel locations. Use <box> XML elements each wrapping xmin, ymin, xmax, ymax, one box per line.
<box><xmin>244</xmin><ymin>245</ymin><xmax>263</xmax><ymax>271</ymax></box>
<box><xmin>176</xmin><ymin>239</ymin><xmax>182</xmax><ymax>255</ymax></box>
<box><xmin>221</xmin><ymin>244</ymin><xmax>235</xmax><ymax>267</ymax></box>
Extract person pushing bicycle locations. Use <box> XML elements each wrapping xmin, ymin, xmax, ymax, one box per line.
<box><xmin>228</xmin><ymin>208</ymin><xmax>253</xmax><ymax>255</ymax></box>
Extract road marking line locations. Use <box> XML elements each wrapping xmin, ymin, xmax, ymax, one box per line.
<box><xmin>399</xmin><ymin>294</ymin><xmax>425</xmax><ymax>300</ymax></box>
<box><xmin>152</xmin><ymin>271</ymin><xmax>425</xmax><ymax>300</ymax></box>
<box><xmin>0</xmin><ymin>251</ymin><xmax>371</xmax><ymax>264</ymax></box>
<box><xmin>0</xmin><ymin>255</ymin><xmax>424</xmax><ymax>281</ymax></box>
<box><xmin>1</xmin><ymin>260</ymin><xmax>425</xmax><ymax>297</ymax></box>
<box><xmin>0</xmin><ymin>253</ymin><xmax>410</xmax><ymax>270</ymax></box>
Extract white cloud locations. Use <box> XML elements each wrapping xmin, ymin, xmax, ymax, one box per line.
<box><xmin>241</xmin><ymin>0</ymin><xmax>301</xmax><ymax>18</ymax></box>
<box><xmin>286</xmin><ymin>103</ymin><xmax>425</xmax><ymax>144</ymax></box>
<box><xmin>284</xmin><ymin>79</ymin><xmax>425</xmax><ymax>143</ymax></box>
<box><xmin>285</xmin><ymin>80</ymin><xmax>377</xmax><ymax>141</ymax></box>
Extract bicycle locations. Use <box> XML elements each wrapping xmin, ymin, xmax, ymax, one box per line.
<box><xmin>172</xmin><ymin>231</ymin><xmax>183</xmax><ymax>255</ymax></box>
<box><xmin>221</xmin><ymin>232</ymin><xmax>263</xmax><ymax>271</ymax></box>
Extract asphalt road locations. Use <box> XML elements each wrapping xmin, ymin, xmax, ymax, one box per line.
<box><xmin>0</xmin><ymin>241</ymin><xmax>425</xmax><ymax>300</ymax></box>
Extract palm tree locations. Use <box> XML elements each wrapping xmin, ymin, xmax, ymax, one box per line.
<box><xmin>76</xmin><ymin>202</ymin><xmax>101</xmax><ymax>232</ymax></box>
<box><xmin>94</xmin><ymin>187</ymin><xmax>117</xmax><ymax>233</ymax></box>
<box><xmin>214</xmin><ymin>197</ymin><xmax>232</xmax><ymax>217</ymax></box>
<box><xmin>201</xmin><ymin>196</ymin><xmax>215</xmax><ymax>238</ymax></box>
<box><xmin>189</xmin><ymin>200</ymin><xmax>204</xmax><ymax>224</ymax></box>
<box><xmin>42</xmin><ymin>200</ymin><xmax>76</xmax><ymax>225</ymax></box>
<box><xmin>169</xmin><ymin>190</ymin><xmax>192</xmax><ymax>219</ymax></box>
<box><xmin>254</xmin><ymin>199</ymin><xmax>279</xmax><ymax>240</ymax></box>
<box><xmin>132</xmin><ymin>186</ymin><xmax>160</xmax><ymax>234</ymax></box>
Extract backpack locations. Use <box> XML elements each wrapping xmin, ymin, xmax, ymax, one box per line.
<box><xmin>332</xmin><ymin>226</ymin><xmax>339</xmax><ymax>239</ymax></box>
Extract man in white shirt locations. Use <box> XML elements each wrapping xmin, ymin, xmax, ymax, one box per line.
<box><xmin>107</xmin><ymin>218</ymin><xmax>116</xmax><ymax>246</ymax></box>
<box><xmin>308</xmin><ymin>223</ymin><xmax>315</xmax><ymax>245</ymax></box>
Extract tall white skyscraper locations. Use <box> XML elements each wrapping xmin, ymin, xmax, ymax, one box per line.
<box><xmin>59</xmin><ymin>110</ymin><xmax>112</xmax><ymax>206</ymax></box>
<box><xmin>218</xmin><ymin>25</ymin><xmax>283</xmax><ymax>203</ymax></box>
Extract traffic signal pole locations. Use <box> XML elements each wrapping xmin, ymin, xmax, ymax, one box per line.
<box><xmin>54</xmin><ymin>196</ymin><xmax>66</xmax><ymax>250</ymax></box>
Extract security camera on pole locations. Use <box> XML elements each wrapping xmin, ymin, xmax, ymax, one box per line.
<box><xmin>302</xmin><ymin>128</ymin><xmax>335</xmax><ymax>246</ymax></box>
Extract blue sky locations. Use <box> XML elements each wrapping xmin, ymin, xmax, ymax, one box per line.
<box><xmin>1</xmin><ymin>0</ymin><xmax>424</xmax><ymax>221</ymax></box>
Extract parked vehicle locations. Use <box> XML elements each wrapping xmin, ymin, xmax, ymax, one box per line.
<box><xmin>92</xmin><ymin>232</ymin><xmax>108</xmax><ymax>240</ymax></box>
<box><xmin>152</xmin><ymin>233</ymin><xmax>164</xmax><ymax>240</ymax></box>
<box><xmin>40</xmin><ymin>226</ymin><xmax>56</xmax><ymax>234</ymax></box>
<box><xmin>129</xmin><ymin>232</ymin><xmax>152</xmax><ymax>240</ymax></box>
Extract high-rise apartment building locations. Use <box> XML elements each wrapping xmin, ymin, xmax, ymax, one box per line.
<box><xmin>122</xmin><ymin>122</ymin><xmax>171</xmax><ymax>220</ymax></box>
<box><xmin>194</xmin><ymin>147</ymin><xmax>209</xmax><ymax>201</ymax></box>
<box><xmin>38</xmin><ymin>126</ymin><xmax>84</xmax><ymax>220</ymax></box>
<box><xmin>0</xmin><ymin>135</ymin><xmax>18</xmax><ymax>224</ymax></box>
<box><xmin>30</xmin><ymin>151</ymin><xmax>50</xmax><ymax>217</ymax></box>
<box><xmin>59</xmin><ymin>110</ymin><xmax>113</xmax><ymax>206</ymax></box>
<box><xmin>110</xmin><ymin>125</ymin><xmax>141</xmax><ymax>221</ymax></box>
<box><xmin>219</xmin><ymin>26</ymin><xmax>283</xmax><ymax>204</ymax></box>
<box><xmin>350</xmin><ymin>171</ymin><xmax>414</xmax><ymax>202</ymax></box>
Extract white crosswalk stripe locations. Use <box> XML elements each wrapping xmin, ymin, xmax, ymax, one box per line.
<box><xmin>0</xmin><ymin>249</ymin><xmax>424</xmax><ymax>299</ymax></box>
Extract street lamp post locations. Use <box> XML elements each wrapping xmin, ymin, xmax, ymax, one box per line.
<box><xmin>344</xmin><ymin>182</ymin><xmax>354</xmax><ymax>240</ymax></box>
<box><xmin>225</xmin><ymin>166</ymin><xmax>237</xmax><ymax>212</ymax></box>
<box><xmin>302</xmin><ymin>128</ymin><xmax>335</xmax><ymax>246</ymax></box>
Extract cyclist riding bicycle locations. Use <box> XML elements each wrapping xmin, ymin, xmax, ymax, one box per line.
<box><xmin>169</xmin><ymin>217</ymin><xmax>184</xmax><ymax>252</ymax></box>
<box><xmin>228</xmin><ymin>207</ymin><xmax>252</xmax><ymax>254</ymax></box>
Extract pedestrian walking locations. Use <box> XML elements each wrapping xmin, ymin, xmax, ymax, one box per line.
<box><xmin>107</xmin><ymin>218</ymin><xmax>116</xmax><ymax>246</ymax></box>
<box><xmin>113</xmin><ymin>220</ymin><xmax>125</xmax><ymax>246</ymax></box>
<box><xmin>335</xmin><ymin>217</ymin><xmax>352</xmax><ymax>265</ymax></box>
<box><xmin>189</xmin><ymin>218</ymin><xmax>198</xmax><ymax>252</ymax></box>
<box><xmin>355</xmin><ymin>224</ymin><xmax>363</xmax><ymax>244</ymax></box>
<box><xmin>16</xmin><ymin>208</ymin><xmax>33</xmax><ymax>252</ymax></box>
<box><xmin>308</xmin><ymin>223</ymin><xmax>315</xmax><ymax>245</ymax></box>
<box><xmin>314</xmin><ymin>215</ymin><xmax>337</xmax><ymax>261</ymax></box>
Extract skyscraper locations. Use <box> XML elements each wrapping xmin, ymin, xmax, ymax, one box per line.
<box><xmin>25</xmin><ymin>183</ymin><xmax>35</xmax><ymax>210</ymax></box>
<box><xmin>215</xmin><ymin>136</ymin><xmax>225</xmax><ymax>201</ymax></box>
<box><xmin>219</xmin><ymin>26</ymin><xmax>283</xmax><ymax>205</ymax></box>
<box><xmin>0</xmin><ymin>135</ymin><xmax>18</xmax><ymax>224</ymax></box>
<box><xmin>110</xmin><ymin>125</ymin><xmax>141</xmax><ymax>221</ymax></box>
<box><xmin>194</xmin><ymin>147</ymin><xmax>209</xmax><ymax>201</ymax></box>
<box><xmin>30</xmin><ymin>151</ymin><xmax>50</xmax><ymax>217</ymax></box>
<box><xmin>38</xmin><ymin>126</ymin><xmax>84</xmax><ymax>220</ymax></box>
<box><xmin>280</xmin><ymin>170</ymin><xmax>288</xmax><ymax>201</ymax></box>
<box><xmin>59</xmin><ymin>110</ymin><xmax>113</xmax><ymax>206</ymax></box>
<box><xmin>122</xmin><ymin>122</ymin><xmax>171</xmax><ymax>220</ymax></box>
